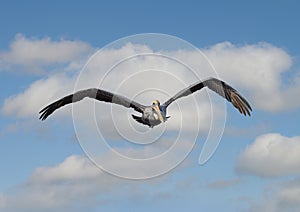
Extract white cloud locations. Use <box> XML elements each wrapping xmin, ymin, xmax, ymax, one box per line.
<box><xmin>0</xmin><ymin>34</ymin><xmax>92</xmax><ymax>74</ymax></box>
<box><xmin>1</xmin><ymin>42</ymin><xmax>219</xmax><ymax>134</ymax></box>
<box><xmin>202</xmin><ymin>42</ymin><xmax>300</xmax><ymax>112</ymax></box>
<box><xmin>2</xmin><ymin>39</ymin><xmax>300</xmax><ymax>124</ymax></box>
<box><xmin>0</xmin><ymin>155</ymin><xmax>116</xmax><ymax>211</ymax></box>
<box><xmin>236</xmin><ymin>133</ymin><xmax>300</xmax><ymax>177</ymax></box>
<box><xmin>1</xmin><ymin>74</ymin><xmax>74</xmax><ymax>118</ymax></box>
<box><xmin>2</xmin><ymin>36</ymin><xmax>300</xmax><ymax>211</ymax></box>
<box><xmin>0</xmin><ymin>153</ymin><xmax>179</xmax><ymax>211</ymax></box>
<box><xmin>3</xmin><ymin>40</ymin><xmax>300</xmax><ymax>169</ymax></box>
<box><xmin>29</xmin><ymin>155</ymin><xmax>101</xmax><ymax>183</ymax></box>
<box><xmin>3</xmin><ymin>40</ymin><xmax>300</xmax><ymax>168</ymax></box>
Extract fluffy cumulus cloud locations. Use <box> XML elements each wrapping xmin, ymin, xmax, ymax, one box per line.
<box><xmin>203</xmin><ymin>42</ymin><xmax>300</xmax><ymax>112</ymax></box>
<box><xmin>2</xmin><ymin>39</ymin><xmax>300</xmax><ymax>169</ymax></box>
<box><xmin>2</xmin><ymin>37</ymin><xmax>300</xmax><ymax>175</ymax></box>
<box><xmin>2</xmin><ymin>74</ymin><xmax>74</xmax><ymax>118</ymax></box>
<box><xmin>29</xmin><ymin>155</ymin><xmax>101</xmax><ymax>183</ymax></box>
<box><xmin>0</xmin><ymin>154</ymin><xmax>180</xmax><ymax>211</ymax></box>
<box><xmin>0</xmin><ymin>155</ymin><xmax>118</xmax><ymax>211</ymax></box>
<box><xmin>0</xmin><ymin>34</ymin><xmax>93</xmax><ymax>74</ymax></box>
<box><xmin>236</xmin><ymin>133</ymin><xmax>300</xmax><ymax>177</ymax></box>
<box><xmin>2</xmin><ymin>38</ymin><xmax>300</xmax><ymax>124</ymax></box>
<box><xmin>1</xmin><ymin>41</ymin><xmax>221</xmax><ymax>135</ymax></box>
<box><xmin>3</xmin><ymin>36</ymin><xmax>300</xmax><ymax>211</ymax></box>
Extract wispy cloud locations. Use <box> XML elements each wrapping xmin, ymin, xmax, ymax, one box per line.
<box><xmin>206</xmin><ymin>178</ymin><xmax>241</xmax><ymax>189</ymax></box>
<box><xmin>249</xmin><ymin>177</ymin><xmax>300</xmax><ymax>212</ymax></box>
<box><xmin>224</xmin><ymin>122</ymin><xmax>269</xmax><ymax>138</ymax></box>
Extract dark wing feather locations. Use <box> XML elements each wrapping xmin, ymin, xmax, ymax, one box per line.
<box><xmin>162</xmin><ymin>77</ymin><xmax>252</xmax><ymax>116</ymax></box>
<box><xmin>39</xmin><ymin>88</ymin><xmax>145</xmax><ymax>120</ymax></box>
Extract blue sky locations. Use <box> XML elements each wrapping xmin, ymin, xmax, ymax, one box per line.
<box><xmin>1</xmin><ymin>0</ymin><xmax>300</xmax><ymax>211</ymax></box>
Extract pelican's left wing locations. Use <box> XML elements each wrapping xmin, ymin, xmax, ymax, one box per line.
<box><xmin>39</xmin><ymin>88</ymin><xmax>146</xmax><ymax>120</ymax></box>
<box><xmin>162</xmin><ymin>77</ymin><xmax>252</xmax><ymax>116</ymax></box>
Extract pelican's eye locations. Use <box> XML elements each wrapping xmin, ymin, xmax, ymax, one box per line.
<box><xmin>152</xmin><ymin>102</ymin><xmax>156</xmax><ymax>106</ymax></box>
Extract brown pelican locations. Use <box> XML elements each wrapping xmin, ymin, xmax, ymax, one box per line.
<box><xmin>39</xmin><ymin>77</ymin><xmax>252</xmax><ymax>127</ymax></box>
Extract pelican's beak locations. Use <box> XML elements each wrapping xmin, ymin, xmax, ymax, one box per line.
<box><xmin>153</xmin><ymin>104</ymin><xmax>164</xmax><ymax>123</ymax></box>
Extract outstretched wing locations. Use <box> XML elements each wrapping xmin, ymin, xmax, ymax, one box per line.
<box><xmin>162</xmin><ymin>77</ymin><xmax>252</xmax><ymax>116</ymax></box>
<box><xmin>39</xmin><ymin>88</ymin><xmax>146</xmax><ymax>120</ymax></box>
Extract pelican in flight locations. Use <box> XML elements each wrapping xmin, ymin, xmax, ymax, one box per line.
<box><xmin>39</xmin><ymin>77</ymin><xmax>252</xmax><ymax>127</ymax></box>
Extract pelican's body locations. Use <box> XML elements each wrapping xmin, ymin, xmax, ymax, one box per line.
<box><xmin>39</xmin><ymin>77</ymin><xmax>252</xmax><ymax>127</ymax></box>
<box><xmin>132</xmin><ymin>100</ymin><xmax>169</xmax><ymax>127</ymax></box>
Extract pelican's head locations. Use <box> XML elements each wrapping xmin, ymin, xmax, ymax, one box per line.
<box><xmin>152</xmin><ymin>100</ymin><xmax>163</xmax><ymax>122</ymax></box>
<box><xmin>152</xmin><ymin>100</ymin><xmax>160</xmax><ymax>106</ymax></box>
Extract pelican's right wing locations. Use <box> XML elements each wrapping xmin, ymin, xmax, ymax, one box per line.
<box><xmin>39</xmin><ymin>88</ymin><xmax>146</xmax><ymax>120</ymax></box>
<box><xmin>162</xmin><ymin>77</ymin><xmax>252</xmax><ymax>116</ymax></box>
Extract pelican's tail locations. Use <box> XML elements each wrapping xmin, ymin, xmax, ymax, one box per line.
<box><xmin>131</xmin><ymin>114</ymin><xmax>151</xmax><ymax>127</ymax></box>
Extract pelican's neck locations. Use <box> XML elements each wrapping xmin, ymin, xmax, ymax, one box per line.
<box><xmin>152</xmin><ymin>104</ymin><xmax>164</xmax><ymax>122</ymax></box>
